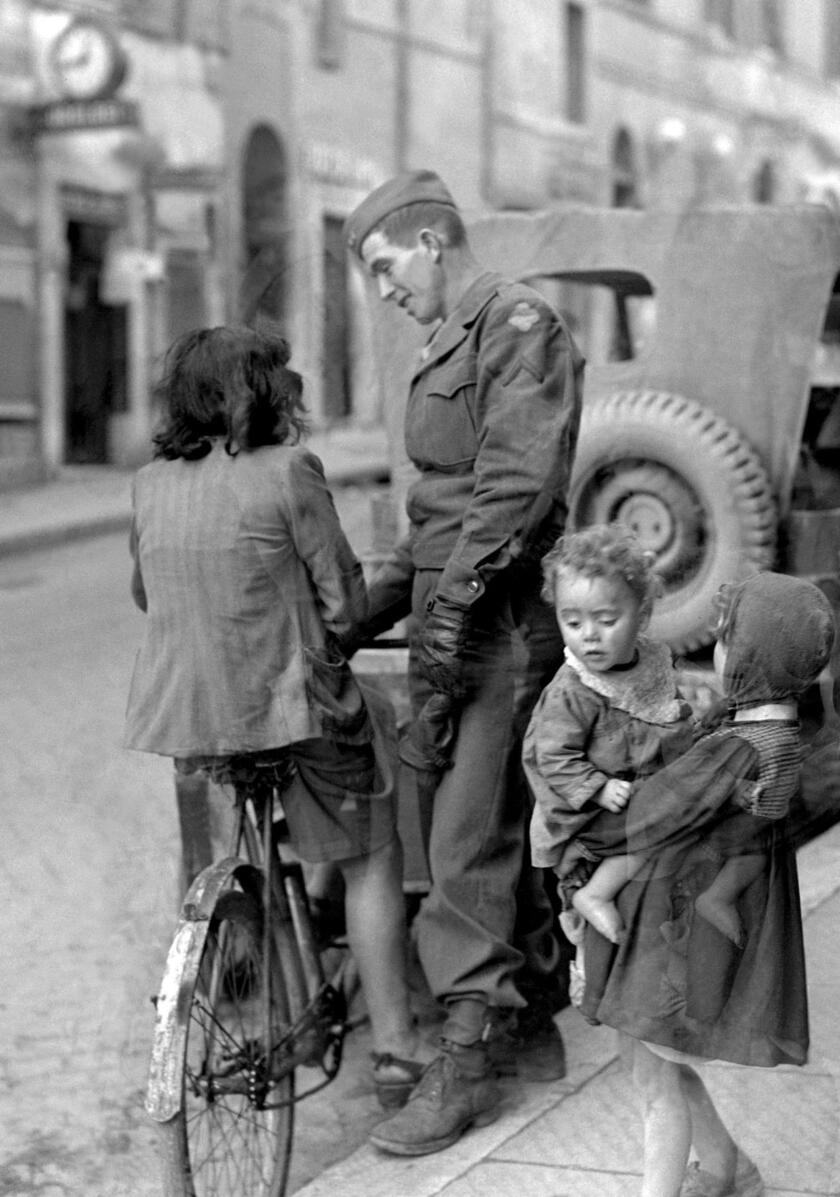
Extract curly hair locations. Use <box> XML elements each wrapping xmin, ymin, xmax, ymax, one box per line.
<box><xmin>151</xmin><ymin>325</ymin><xmax>309</xmax><ymax>461</ymax></box>
<box><xmin>540</xmin><ymin>523</ymin><xmax>663</xmax><ymax>609</ymax></box>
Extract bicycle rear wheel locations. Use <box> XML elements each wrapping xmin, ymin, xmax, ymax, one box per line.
<box><xmin>157</xmin><ymin>879</ymin><xmax>295</xmax><ymax>1197</ymax></box>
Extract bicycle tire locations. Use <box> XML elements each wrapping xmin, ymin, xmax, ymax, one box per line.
<box><xmin>157</xmin><ymin>884</ymin><xmax>295</xmax><ymax>1197</ymax></box>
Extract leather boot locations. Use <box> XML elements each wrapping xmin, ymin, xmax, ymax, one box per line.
<box><xmin>368</xmin><ymin>1039</ymin><xmax>501</xmax><ymax>1156</ymax></box>
<box><xmin>487</xmin><ymin>994</ymin><xmax>567</xmax><ymax>1082</ymax></box>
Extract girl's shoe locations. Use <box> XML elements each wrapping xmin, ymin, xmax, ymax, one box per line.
<box><xmin>681</xmin><ymin>1155</ymin><xmax>765</xmax><ymax>1197</ymax></box>
<box><xmin>371</xmin><ymin>1053</ymin><xmax>427</xmax><ymax>1110</ymax></box>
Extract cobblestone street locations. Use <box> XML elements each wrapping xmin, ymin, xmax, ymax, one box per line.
<box><xmin>1</xmin><ymin>484</ymin><xmax>383</xmax><ymax>1195</ymax></box>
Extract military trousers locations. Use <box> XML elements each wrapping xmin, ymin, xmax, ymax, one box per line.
<box><xmin>409</xmin><ymin>568</ymin><xmax>558</xmax><ymax>1011</ymax></box>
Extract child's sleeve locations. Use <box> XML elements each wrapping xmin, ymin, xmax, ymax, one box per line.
<box><xmin>625</xmin><ymin>732</ymin><xmax>760</xmax><ymax>856</ymax></box>
<box><xmin>525</xmin><ymin>675</ymin><xmax>613</xmax><ymax>870</ymax></box>
<box><xmin>523</xmin><ymin>672</ymin><xmax>612</xmax><ymax>812</ymax></box>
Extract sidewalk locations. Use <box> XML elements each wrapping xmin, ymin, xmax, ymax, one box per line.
<box><xmin>6</xmin><ymin>431</ymin><xmax>839</xmax><ymax>1196</ymax></box>
<box><xmin>0</xmin><ymin>425</ymin><xmax>390</xmax><ymax>557</ymax></box>
<box><xmin>296</xmin><ymin>822</ymin><xmax>840</xmax><ymax>1197</ymax></box>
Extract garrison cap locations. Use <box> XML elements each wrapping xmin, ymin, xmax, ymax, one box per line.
<box><xmin>345</xmin><ymin>169</ymin><xmax>457</xmax><ymax>256</ymax></box>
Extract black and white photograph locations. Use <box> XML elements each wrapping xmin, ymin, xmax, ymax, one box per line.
<box><xmin>3</xmin><ymin>3</ymin><xmax>840</xmax><ymax>1196</ymax></box>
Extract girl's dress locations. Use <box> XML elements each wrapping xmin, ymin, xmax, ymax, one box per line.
<box><xmin>580</xmin><ymin>572</ymin><xmax>837</xmax><ymax>1069</ymax></box>
<box><xmin>525</xmin><ymin>636</ymin><xmax>695</xmax><ymax>883</ymax></box>
<box><xmin>580</xmin><ymin>719</ymin><xmax>809</xmax><ymax>1067</ymax></box>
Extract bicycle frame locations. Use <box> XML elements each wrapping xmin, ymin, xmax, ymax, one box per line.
<box><xmin>147</xmin><ymin>782</ymin><xmax>348</xmax><ymax>1124</ymax></box>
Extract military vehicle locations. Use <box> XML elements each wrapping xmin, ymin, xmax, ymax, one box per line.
<box><xmin>365</xmin><ymin>203</ymin><xmax>840</xmax><ymax>657</ymax></box>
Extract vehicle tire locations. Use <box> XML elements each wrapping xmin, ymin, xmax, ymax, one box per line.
<box><xmin>158</xmin><ymin>886</ymin><xmax>295</xmax><ymax>1197</ymax></box>
<box><xmin>568</xmin><ymin>390</ymin><xmax>777</xmax><ymax>653</ymax></box>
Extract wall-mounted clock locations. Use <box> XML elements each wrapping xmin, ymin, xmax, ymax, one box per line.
<box><xmin>49</xmin><ymin>17</ymin><xmax>128</xmax><ymax>102</ymax></box>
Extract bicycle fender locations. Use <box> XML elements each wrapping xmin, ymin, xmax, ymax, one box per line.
<box><xmin>146</xmin><ymin>856</ymin><xmax>263</xmax><ymax>1122</ymax></box>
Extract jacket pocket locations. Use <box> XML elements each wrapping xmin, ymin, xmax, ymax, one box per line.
<box><xmin>407</xmin><ymin>361</ymin><xmax>478</xmax><ymax>470</ymax></box>
<box><xmin>303</xmin><ymin>645</ymin><xmax>371</xmax><ymax>742</ymax></box>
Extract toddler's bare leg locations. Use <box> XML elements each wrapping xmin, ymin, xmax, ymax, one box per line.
<box><xmin>694</xmin><ymin>854</ymin><xmax>765</xmax><ymax>947</ymax></box>
<box><xmin>573</xmin><ymin>854</ymin><xmax>642</xmax><ymax>944</ymax></box>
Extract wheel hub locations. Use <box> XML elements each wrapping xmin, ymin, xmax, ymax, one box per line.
<box><xmin>614</xmin><ymin>493</ymin><xmax>674</xmax><ymax>554</ymax></box>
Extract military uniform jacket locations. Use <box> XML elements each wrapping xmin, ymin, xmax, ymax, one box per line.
<box><xmin>404</xmin><ymin>271</ymin><xmax>584</xmax><ymax>606</ymax></box>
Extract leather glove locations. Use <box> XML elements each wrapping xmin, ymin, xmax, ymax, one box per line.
<box><xmin>417</xmin><ymin>593</ymin><xmax>471</xmax><ymax>700</ymax></box>
<box><xmin>333</xmin><ymin>625</ymin><xmax>365</xmax><ymax>661</ymax></box>
<box><xmin>399</xmin><ymin>692</ymin><xmax>459</xmax><ymax>774</ymax></box>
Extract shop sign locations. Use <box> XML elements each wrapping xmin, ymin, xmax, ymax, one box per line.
<box><xmin>300</xmin><ymin>141</ymin><xmax>381</xmax><ymax>190</ymax></box>
<box><xmin>31</xmin><ymin>98</ymin><xmax>139</xmax><ymax>134</ymax></box>
<box><xmin>60</xmin><ymin>185</ymin><xmax>127</xmax><ymax>226</ymax></box>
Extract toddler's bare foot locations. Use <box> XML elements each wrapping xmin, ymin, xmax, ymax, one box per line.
<box><xmin>694</xmin><ymin>890</ymin><xmax>744</xmax><ymax>947</ymax></box>
<box><xmin>573</xmin><ymin>890</ymin><xmax>625</xmax><ymax>944</ymax></box>
<box><xmin>558</xmin><ymin>908</ymin><xmax>586</xmax><ymax>945</ymax></box>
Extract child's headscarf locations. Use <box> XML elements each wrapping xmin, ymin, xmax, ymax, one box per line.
<box><xmin>721</xmin><ymin>572</ymin><xmax>836</xmax><ymax>709</ymax></box>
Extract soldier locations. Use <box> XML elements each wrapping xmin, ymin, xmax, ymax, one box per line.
<box><xmin>344</xmin><ymin>170</ymin><xmax>584</xmax><ymax>1156</ymax></box>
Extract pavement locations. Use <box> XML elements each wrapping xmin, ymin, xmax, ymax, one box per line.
<box><xmin>0</xmin><ymin>424</ymin><xmax>391</xmax><ymax>558</ymax></box>
<box><xmin>293</xmin><ymin>824</ymin><xmax>840</xmax><ymax>1197</ymax></box>
<box><xmin>4</xmin><ymin>429</ymin><xmax>840</xmax><ymax>1196</ymax></box>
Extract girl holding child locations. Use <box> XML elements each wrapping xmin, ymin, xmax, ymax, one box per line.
<box><xmin>526</xmin><ymin>522</ymin><xmax>835</xmax><ymax>1197</ymax></box>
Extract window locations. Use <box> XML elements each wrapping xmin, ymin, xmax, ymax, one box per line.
<box><xmin>752</xmin><ymin>160</ymin><xmax>775</xmax><ymax>204</ymax></box>
<box><xmin>758</xmin><ymin>0</ymin><xmax>783</xmax><ymax>54</ymax></box>
<box><xmin>528</xmin><ymin>271</ymin><xmax>656</xmax><ymax>366</ymax></box>
<box><xmin>317</xmin><ymin>0</ymin><xmax>345</xmax><ymax>69</ymax></box>
<box><xmin>0</xmin><ymin>300</ymin><xmax>34</xmax><ymax>406</ymax></box>
<box><xmin>704</xmin><ymin>0</ymin><xmax>735</xmax><ymax>39</ymax></box>
<box><xmin>611</xmin><ymin>127</ymin><xmax>639</xmax><ymax>209</ymax></box>
<box><xmin>564</xmin><ymin>2</ymin><xmax>586</xmax><ymax>124</ymax></box>
<box><xmin>322</xmin><ymin>215</ymin><xmax>352</xmax><ymax>420</ymax></box>
<box><xmin>826</xmin><ymin>0</ymin><xmax>840</xmax><ymax>78</ymax></box>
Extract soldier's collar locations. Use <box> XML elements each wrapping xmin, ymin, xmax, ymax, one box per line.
<box><xmin>448</xmin><ymin>270</ymin><xmax>504</xmax><ymax>328</ymax></box>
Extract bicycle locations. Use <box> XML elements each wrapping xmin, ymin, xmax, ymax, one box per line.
<box><xmin>146</xmin><ymin>753</ymin><xmax>360</xmax><ymax>1197</ymax></box>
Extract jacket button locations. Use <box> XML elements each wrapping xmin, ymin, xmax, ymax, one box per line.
<box><xmin>467</xmin><ymin>580</ymin><xmax>480</xmax><ymax>593</ymax></box>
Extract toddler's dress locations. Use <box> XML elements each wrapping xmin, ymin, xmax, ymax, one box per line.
<box><xmin>525</xmin><ymin>635</ymin><xmax>695</xmax><ymax>900</ymax></box>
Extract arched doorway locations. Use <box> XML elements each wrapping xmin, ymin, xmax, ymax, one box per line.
<box><xmin>239</xmin><ymin>125</ymin><xmax>288</xmax><ymax>326</ymax></box>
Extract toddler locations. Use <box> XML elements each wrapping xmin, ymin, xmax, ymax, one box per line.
<box><xmin>524</xmin><ymin>523</ymin><xmax>695</xmax><ymax>950</ymax></box>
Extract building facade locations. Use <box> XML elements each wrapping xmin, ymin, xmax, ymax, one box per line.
<box><xmin>0</xmin><ymin>0</ymin><xmax>227</xmax><ymax>484</ymax></box>
<box><xmin>2</xmin><ymin>0</ymin><xmax>840</xmax><ymax>486</ymax></box>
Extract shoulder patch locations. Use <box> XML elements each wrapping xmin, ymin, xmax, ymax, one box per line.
<box><xmin>508</xmin><ymin>301</ymin><xmax>540</xmax><ymax>332</ymax></box>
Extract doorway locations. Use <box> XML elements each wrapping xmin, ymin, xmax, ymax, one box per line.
<box><xmin>64</xmin><ymin>220</ymin><xmax>127</xmax><ymax>464</ymax></box>
<box><xmin>240</xmin><ymin>125</ymin><xmax>288</xmax><ymax>326</ymax></box>
<box><xmin>322</xmin><ymin>214</ymin><xmax>352</xmax><ymax>421</ymax></box>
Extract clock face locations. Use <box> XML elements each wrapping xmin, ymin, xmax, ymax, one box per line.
<box><xmin>50</xmin><ymin>18</ymin><xmax>127</xmax><ymax>101</ymax></box>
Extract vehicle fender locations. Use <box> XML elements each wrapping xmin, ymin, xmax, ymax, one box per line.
<box><xmin>146</xmin><ymin>856</ymin><xmax>263</xmax><ymax>1122</ymax></box>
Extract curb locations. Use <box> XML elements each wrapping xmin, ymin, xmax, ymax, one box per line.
<box><xmin>0</xmin><ymin>461</ymin><xmax>390</xmax><ymax>560</ymax></box>
<box><xmin>293</xmin><ymin>821</ymin><xmax>840</xmax><ymax>1197</ymax></box>
<box><xmin>0</xmin><ymin>513</ymin><xmax>133</xmax><ymax>559</ymax></box>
